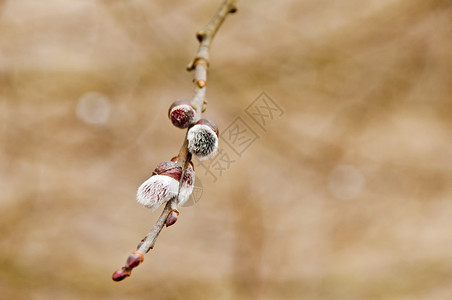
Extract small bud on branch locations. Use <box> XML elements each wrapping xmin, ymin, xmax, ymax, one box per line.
<box><xmin>168</xmin><ymin>100</ymin><xmax>196</xmax><ymax>129</ymax></box>
<box><xmin>166</xmin><ymin>209</ymin><xmax>179</xmax><ymax>227</ymax></box>
<box><xmin>112</xmin><ymin>251</ymin><xmax>144</xmax><ymax>282</ymax></box>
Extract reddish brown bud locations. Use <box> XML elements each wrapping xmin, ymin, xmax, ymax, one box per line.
<box><xmin>168</xmin><ymin>100</ymin><xmax>195</xmax><ymax>129</ymax></box>
<box><xmin>152</xmin><ymin>161</ymin><xmax>182</xmax><ymax>181</ymax></box>
<box><xmin>112</xmin><ymin>268</ymin><xmax>131</xmax><ymax>282</ymax></box>
<box><xmin>126</xmin><ymin>251</ymin><xmax>144</xmax><ymax>269</ymax></box>
<box><xmin>166</xmin><ymin>209</ymin><xmax>179</xmax><ymax>227</ymax></box>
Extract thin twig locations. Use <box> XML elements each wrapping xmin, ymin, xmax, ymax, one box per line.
<box><xmin>112</xmin><ymin>0</ymin><xmax>237</xmax><ymax>282</ymax></box>
<box><xmin>175</xmin><ymin>0</ymin><xmax>237</xmax><ymax>193</ymax></box>
<box><xmin>187</xmin><ymin>0</ymin><xmax>238</xmax><ymax>119</ymax></box>
<box><xmin>137</xmin><ymin>201</ymin><xmax>172</xmax><ymax>253</ymax></box>
<box><xmin>175</xmin><ymin>0</ymin><xmax>237</xmax><ymax>204</ymax></box>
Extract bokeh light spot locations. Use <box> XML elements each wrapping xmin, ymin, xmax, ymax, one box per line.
<box><xmin>76</xmin><ymin>92</ymin><xmax>111</xmax><ymax>125</ymax></box>
<box><xmin>328</xmin><ymin>164</ymin><xmax>365</xmax><ymax>200</ymax></box>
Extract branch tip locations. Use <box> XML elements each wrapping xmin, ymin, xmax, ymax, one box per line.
<box><xmin>112</xmin><ymin>268</ymin><xmax>131</xmax><ymax>282</ymax></box>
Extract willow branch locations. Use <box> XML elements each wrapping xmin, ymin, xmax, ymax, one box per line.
<box><xmin>137</xmin><ymin>201</ymin><xmax>172</xmax><ymax>253</ymax></box>
<box><xmin>175</xmin><ymin>0</ymin><xmax>237</xmax><ymax>190</ymax></box>
<box><xmin>186</xmin><ymin>0</ymin><xmax>238</xmax><ymax>119</ymax></box>
<box><xmin>112</xmin><ymin>0</ymin><xmax>237</xmax><ymax>282</ymax></box>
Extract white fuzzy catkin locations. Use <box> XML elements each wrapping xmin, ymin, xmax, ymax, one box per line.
<box><xmin>136</xmin><ymin>175</ymin><xmax>179</xmax><ymax>210</ymax></box>
<box><xmin>187</xmin><ymin>124</ymin><xmax>218</xmax><ymax>161</ymax></box>
<box><xmin>176</xmin><ymin>167</ymin><xmax>195</xmax><ymax>206</ymax></box>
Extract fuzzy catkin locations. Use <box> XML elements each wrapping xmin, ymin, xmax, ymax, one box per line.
<box><xmin>187</xmin><ymin>124</ymin><xmax>218</xmax><ymax>160</ymax></box>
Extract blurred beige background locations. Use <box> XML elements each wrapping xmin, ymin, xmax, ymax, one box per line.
<box><xmin>1</xmin><ymin>0</ymin><xmax>452</xmax><ymax>299</ymax></box>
